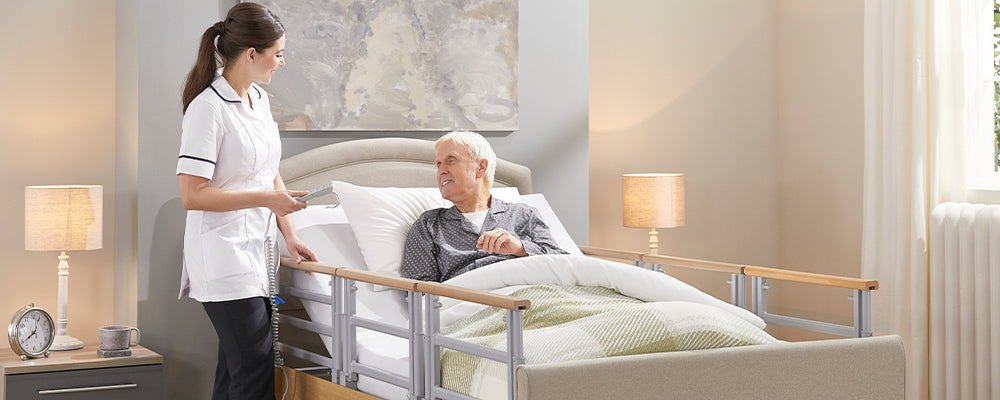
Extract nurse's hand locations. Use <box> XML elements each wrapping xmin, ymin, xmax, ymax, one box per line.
<box><xmin>285</xmin><ymin>235</ymin><xmax>317</xmax><ymax>264</ymax></box>
<box><xmin>268</xmin><ymin>190</ymin><xmax>308</xmax><ymax>216</ymax></box>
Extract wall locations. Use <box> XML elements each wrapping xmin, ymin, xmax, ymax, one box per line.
<box><xmin>136</xmin><ymin>1</ymin><xmax>588</xmax><ymax>398</ymax></box>
<box><xmin>137</xmin><ymin>1</ymin><xmax>221</xmax><ymax>397</ymax></box>
<box><xmin>589</xmin><ymin>0</ymin><xmax>780</xmax><ymax>302</ymax></box>
<box><xmin>278</xmin><ymin>0</ymin><xmax>590</xmax><ymax>242</ymax></box>
<box><xmin>589</xmin><ymin>0</ymin><xmax>867</xmax><ymax>341</ymax></box>
<box><xmin>772</xmin><ymin>0</ymin><xmax>865</xmax><ymax>340</ymax></box>
<box><xmin>0</xmin><ymin>0</ymin><xmax>117</xmax><ymax>346</ymax></box>
<box><xmin>116</xmin><ymin>0</ymin><xmax>139</xmax><ymax>328</ymax></box>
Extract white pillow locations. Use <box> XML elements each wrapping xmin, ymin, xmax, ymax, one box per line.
<box><xmin>279</xmin><ymin>205</ymin><xmax>365</xmax><ymax>268</ymax></box>
<box><xmin>520</xmin><ymin>193</ymin><xmax>582</xmax><ymax>255</ymax></box>
<box><xmin>333</xmin><ymin>182</ymin><xmax>521</xmax><ymax>284</ymax></box>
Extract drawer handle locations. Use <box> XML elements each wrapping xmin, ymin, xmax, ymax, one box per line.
<box><xmin>38</xmin><ymin>383</ymin><xmax>138</xmax><ymax>395</ymax></box>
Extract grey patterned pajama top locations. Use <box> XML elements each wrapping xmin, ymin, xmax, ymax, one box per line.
<box><xmin>401</xmin><ymin>197</ymin><xmax>568</xmax><ymax>282</ymax></box>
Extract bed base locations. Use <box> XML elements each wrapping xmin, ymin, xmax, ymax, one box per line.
<box><xmin>515</xmin><ymin>334</ymin><xmax>904</xmax><ymax>400</ymax></box>
<box><xmin>274</xmin><ymin>248</ymin><xmax>891</xmax><ymax>400</ymax></box>
<box><xmin>276</xmin><ymin>336</ymin><xmax>906</xmax><ymax>400</ymax></box>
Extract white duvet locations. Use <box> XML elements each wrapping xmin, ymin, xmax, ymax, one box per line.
<box><xmin>440</xmin><ymin>254</ymin><xmax>764</xmax><ymax>329</ymax></box>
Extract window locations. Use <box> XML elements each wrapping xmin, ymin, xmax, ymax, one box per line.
<box><xmin>994</xmin><ymin>1</ymin><xmax>1000</xmax><ymax>171</ymax></box>
<box><xmin>969</xmin><ymin>1</ymin><xmax>1000</xmax><ymax>192</ymax></box>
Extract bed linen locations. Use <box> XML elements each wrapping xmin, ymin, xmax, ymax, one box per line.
<box><xmin>441</xmin><ymin>286</ymin><xmax>777</xmax><ymax>399</ymax></box>
<box><xmin>282</xmin><ymin>192</ymin><xmax>774</xmax><ymax>399</ymax></box>
<box><xmin>435</xmin><ymin>254</ymin><xmax>775</xmax><ymax>398</ymax></box>
<box><xmin>288</xmin><ymin>254</ymin><xmax>776</xmax><ymax>400</ymax></box>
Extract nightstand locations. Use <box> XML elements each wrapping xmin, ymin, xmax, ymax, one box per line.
<box><xmin>0</xmin><ymin>344</ymin><xmax>162</xmax><ymax>400</ymax></box>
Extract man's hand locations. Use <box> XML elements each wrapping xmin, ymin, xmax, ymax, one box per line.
<box><xmin>477</xmin><ymin>228</ymin><xmax>527</xmax><ymax>256</ymax></box>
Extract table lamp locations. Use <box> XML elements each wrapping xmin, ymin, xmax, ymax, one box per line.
<box><xmin>622</xmin><ymin>174</ymin><xmax>684</xmax><ymax>255</ymax></box>
<box><xmin>24</xmin><ymin>185</ymin><xmax>103</xmax><ymax>351</ymax></box>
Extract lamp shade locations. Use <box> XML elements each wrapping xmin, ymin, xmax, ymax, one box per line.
<box><xmin>25</xmin><ymin>185</ymin><xmax>103</xmax><ymax>251</ymax></box>
<box><xmin>622</xmin><ymin>173</ymin><xmax>684</xmax><ymax>228</ymax></box>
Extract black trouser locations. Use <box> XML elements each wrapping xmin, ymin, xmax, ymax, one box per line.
<box><xmin>202</xmin><ymin>296</ymin><xmax>275</xmax><ymax>400</ymax></box>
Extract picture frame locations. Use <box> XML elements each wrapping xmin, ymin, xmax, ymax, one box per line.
<box><xmin>249</xmin><ymin>0</ymin><xmax>519</xmax><ymax>131</ymax></box>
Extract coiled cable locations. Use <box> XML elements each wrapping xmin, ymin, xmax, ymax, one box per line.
<box><xmin>264</xmin><ymin>212</ymin><xmax>289</xmax><ymax>399</ymax></box>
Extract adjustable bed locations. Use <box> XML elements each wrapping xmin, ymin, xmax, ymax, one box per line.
<box><xmin>271</xmin><ymin>137</ymin><xmax>905</xmax><ymax>400</ymax></box>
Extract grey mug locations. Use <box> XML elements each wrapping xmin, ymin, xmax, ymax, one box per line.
<box><xmin>99</xmin><ymin>325</ymin><xmax>140</xmax><ymax>351</ymax></box>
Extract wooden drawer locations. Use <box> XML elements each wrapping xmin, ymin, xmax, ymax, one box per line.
<box><xmin>5</xmin><ymin>364</ymin><xmax>162</xmax><ymax>400</ymax></box>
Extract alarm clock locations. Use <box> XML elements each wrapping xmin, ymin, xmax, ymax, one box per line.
<box><xmin>8</xmin><ymin>304</ymin><xmax>55</xmax><ymax>360</ymax></box>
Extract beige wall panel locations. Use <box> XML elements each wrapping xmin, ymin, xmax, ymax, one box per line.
<box><xmin>0</xmin><ymin>0</ymin><xmax>117</xmax><ymax>346</ymax></box>
<box><xmin>590</xmin><ymin>0</ymin><xmax>780</xmax><ymax>299</ymax></box>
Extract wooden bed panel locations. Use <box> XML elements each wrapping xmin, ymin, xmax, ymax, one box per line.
<box><xmin>276</xmin><ymin>367</ymin><xmax>378</xmax><ymax>400</ymax></box>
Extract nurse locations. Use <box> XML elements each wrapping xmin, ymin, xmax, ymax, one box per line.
<box><xmin>175</xmin><ymin>3</ymin><xmax>315</xmax><ymax>400</ymax></box>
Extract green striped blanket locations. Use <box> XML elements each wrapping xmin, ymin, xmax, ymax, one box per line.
<box><xmin>440</xmin><ymin>285</ymin><xmax>778</xmax><ymax>399</ymax></box>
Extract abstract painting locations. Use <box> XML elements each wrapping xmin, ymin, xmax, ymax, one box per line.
<box><xmin>250</xmin><ymin>0</ymin><xmax>518</xmax><ymax>131</ymax></box>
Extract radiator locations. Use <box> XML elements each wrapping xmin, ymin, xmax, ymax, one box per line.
<box><xmin>929</xmin><ymin>202</ymin><xmax>1000</xmax><ymax>400</ymax></box>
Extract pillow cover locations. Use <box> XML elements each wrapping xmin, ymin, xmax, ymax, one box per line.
<box><xmin>279</xmin><ymin>205</ymin><xmax>365</xmax><ymax>268</ymax></box>
<box><xmin>520</xmin><ymin>194</ymin><xmax>583</xmax><ymax>255</ymax></box>
<box><xmin>333</xmin><ymin>181</ymin><xmax>521</xmax><ymax>284</ymax></box>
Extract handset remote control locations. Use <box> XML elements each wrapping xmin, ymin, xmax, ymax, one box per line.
<box><xmin>294</xmin><ymin>182</ymin><xmax>335</xmax><ymax>202</ymax></box>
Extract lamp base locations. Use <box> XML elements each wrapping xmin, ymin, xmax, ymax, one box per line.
<box><xmin>648</xmin><ymin>228</ymin><xmax>659</xmax><ymax>255</ymax></box>
<box><xmin>50</xmin><ymin>334</ymin><xmax>84</xmax><ymax>351</ymax></box>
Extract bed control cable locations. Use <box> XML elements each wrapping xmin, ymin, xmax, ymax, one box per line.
<box><xmin>267</xmin><ymin>188</ymin><xmax>340</xmax><ymax>399</ymax></box>
<box><xmin>265</xmin><ymin>212</ymin><xmax>290</xmax><ymax>400</ymax></box>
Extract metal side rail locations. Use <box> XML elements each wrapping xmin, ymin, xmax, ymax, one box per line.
<box><xmin>631</xmin><ymin>253</ymin><xmax>878</xmax><ymax>339</ymax></box>
<box><xmin>750</xmin><ymin>276</ymin><xmax>873</xmax><ymax>338</ymax></box>
<box><xmin>278</xmin><ymin>257</ymin><xmax>531</xmax><ymax>400</ymax></box>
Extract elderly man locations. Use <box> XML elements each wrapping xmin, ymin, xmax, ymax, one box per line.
<box><xmin>401</xmin><ymin>131</ymin><xmax>567</xmax><ymax>282</ymax></box>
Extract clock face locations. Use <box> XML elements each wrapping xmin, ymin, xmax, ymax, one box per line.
<box><xmin>16</xmin><ymin>309</ymin><xmax>53</xmax><ymax>355</ymax></box>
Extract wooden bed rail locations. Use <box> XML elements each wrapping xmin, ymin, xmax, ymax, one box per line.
<box><xmin>281</xmin><ymin>247</ymin><xmax>880</xmax><ymax>309</ymax></box>
<box><xmin>417</xmin><ymin>281</ymin><xmax>531</xmax><ymax>310</ymax></box>
<box><xmin>641</xmin><ymin>254</ymin><xmax>743</xmax><ymax>275</ymax></box>
<box><xmin>581</xmin><ymin>248</ymin><xmax>878</xmax><ymax>292</ymax></box>
<box><xmin>280</xmin><ymin>257</ymin><xmax>532</xmax><ymax>311</ymax></box>
<box><xmin>579</xmin><ymin>246</ymin><xmax>644</xmax><ymax>262</ymax></box>
<box><xmin>742</xmin><ymin>266</ymin><xmax>878</xmax><ymax>291</ymax></box>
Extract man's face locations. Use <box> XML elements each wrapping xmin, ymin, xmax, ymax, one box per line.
<box><xmin>435</xmin><ymin>140</ymin><xmax>485</xmax><ymax>204</ymax></box>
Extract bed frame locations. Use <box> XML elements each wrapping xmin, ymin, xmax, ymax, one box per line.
<box><xmin>274</xmin><ymin>137</ymin><xmax>905</xmax><ymax>400</ymax></box>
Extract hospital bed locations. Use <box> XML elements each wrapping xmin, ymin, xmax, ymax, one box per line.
<box><xmin>272</xmin><ymin>137</ymin><xmax>905</xmax><ymax>400</ymax></box>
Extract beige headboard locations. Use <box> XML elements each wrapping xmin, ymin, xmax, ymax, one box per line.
<box><xmin>279</xmin><ymin>137</ymin><xmax>532</xmax><ymax>205</ymax></box>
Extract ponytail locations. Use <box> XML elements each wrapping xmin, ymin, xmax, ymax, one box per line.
<box><xmin>181</xmin><ymin>22</ymin><xmax>223</xmax><ymax>114</ymax></box>
<box><xmin>180</xmin><ymin>3</ymin><xmax>284</xmax><ymax>114</ymax></box>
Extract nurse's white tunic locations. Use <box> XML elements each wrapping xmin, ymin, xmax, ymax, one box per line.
<box><xmin>175</xmin><ymin>75</ymin><xmax>281</xmax><ymax>302</ymax></box>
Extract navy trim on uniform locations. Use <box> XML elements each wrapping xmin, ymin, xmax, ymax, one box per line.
<box><xmin>209</xmin><ymin>85</ymin><xmax>241</xmax><ymax>104</ymax></box>
<box><xmin>179</xmin><ymin>155</ymin><xmax>217</xmax><ymax>165</ymax></box>
<box><xmin>253</xmin><ymin>85</ymin><xmax>262</xmax><ymax>99</ymax></box>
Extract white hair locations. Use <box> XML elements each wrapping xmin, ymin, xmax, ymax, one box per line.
<box><xmin>435</xmin><ymin>131</ymin><xmax>497</xmax><ymax>187</ymax></box>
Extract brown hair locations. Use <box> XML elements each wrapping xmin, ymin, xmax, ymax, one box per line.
<box><xmin>181</xmin><ymin>3</ymin><xmax>284</xmax><ymax>113</ymax></box>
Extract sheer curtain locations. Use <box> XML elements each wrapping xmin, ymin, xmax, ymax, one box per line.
<box><xmin>862</xmin><ymin>0</ymin><xmax>990</xmax><ymax>399</ymax></box>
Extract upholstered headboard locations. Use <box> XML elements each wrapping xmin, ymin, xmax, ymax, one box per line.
<box><xmin>279</xmin><ymin>137</ymin><xmax>532</xmax><ymax>205</ymax></box>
